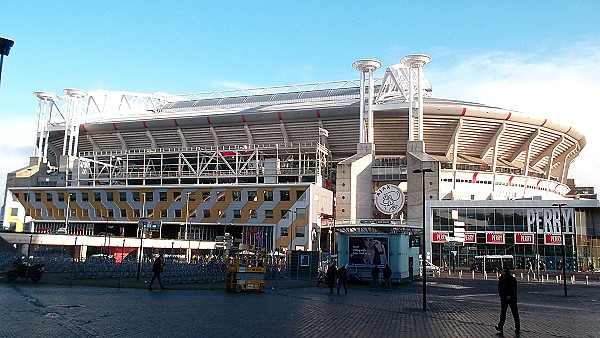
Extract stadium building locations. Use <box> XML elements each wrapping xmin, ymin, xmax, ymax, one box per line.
<box><xmin>2</xmin><ymin>55</ymin><xmax>599</xmax><ymax>271</ymax></box>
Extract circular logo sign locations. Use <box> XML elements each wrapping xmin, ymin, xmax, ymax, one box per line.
<box><xmin>374</xmin><ymin>184</ymin><xmax>405</xmax><ymax>215</ymax></box>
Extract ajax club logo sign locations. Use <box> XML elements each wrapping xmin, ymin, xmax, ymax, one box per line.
<box><xmin>374</xmin><ymin>184</ymin><xmax>405</xmax><ymax>215</ymax></box>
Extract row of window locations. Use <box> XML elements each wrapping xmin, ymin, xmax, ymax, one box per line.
<box><xmin>25</xmin><ymin>207</ymin><xmax>307</xmax><ymax>220</ymax></box>
<box><xmin>20</xmin><ymin>189</ymin><xmax>305</xmax><ymax>203</ymax></box>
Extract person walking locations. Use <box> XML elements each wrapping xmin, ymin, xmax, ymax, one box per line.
<box><xmin>326</xmin><ymin>263</ymin><xmax>337</xmax><ymax>294</ymax></box>
<box><xmin>337</xmin><ymin>264</ymin><xmax>348</xmax><ymax>295</ymax></box>
<box><xmin>371</xmin><ymin>265</ymin><xmax>380</xmax><ymax>289</ymax></box>
<box><xmin>148</xmin><ymin>253</ymin><xmax>167</xmax><ymax>291</ymax></box>
<box><xmin>495</xmin><ymin>267</ymin><xmax>520</xmax><ymax>334</ymax></box>
<box><xmin>383</xmin><ymin>264</ymin><xmax>393</xmax><ymax>291</ymax></box>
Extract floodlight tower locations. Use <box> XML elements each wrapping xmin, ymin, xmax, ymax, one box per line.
<box><xmin>33</xmin><ymin>91</ymin><xmax>60</xmax><ymax>160</ymax></box>
<box><xmin>400</xmin><ymin>54</ymin><xmax>431</xmax><ymax>141</ymax></box>
<box><xmin>352</xmin><ymin>59</ymin><xmax>382</xmax><ymax>144</ymax></box>
<box><xmin>0</xmin><ymin>37</ymin><xmax>15</xmax><ymax>87</ymax></box>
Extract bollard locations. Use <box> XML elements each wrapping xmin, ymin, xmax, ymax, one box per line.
<box><xmin>586</xmin><ymin>276</ymin><xmax>589</xmax><ymax>285</ymax></box>
<box><xmin>556</xmin><ymin>276</ymin><xmax>559</xmax><ymax>283</ymax></box>
<box><xmin>527</xmin><ymin>275</ymin><xmax>530</xmax><ymax>282</ymax></box>
<box><xmin>485</xmin><ymin>272</ymin><xmax>488</xmax><ymax>280</ymax></box>
<box><xmin>547</xmin><ymin>274</ymin><xmax>549</xmax><ymax>281</ymax></box>
<box><xmin>520</xmin><ymin>272</ymin><xmax>523</xmax><ymax>279</ymax></box>
<box><xmin>459</xmin><ymin>270</ymin><xmax>463</xmax><ymax>279</ymax></box>
<box><xmin>541</xmin><ymin>275</ymin><xmax>544</xmax><ymax>282</ymax></box>
<box><xmin>472</xmin><ymin>271</ymin><xmax>475</xmax><ymax>279</ymax></box>
<box><xmin>572</xmin><ymin>275</ymin><xmax>575</xmax><ymax>284</ymax></box>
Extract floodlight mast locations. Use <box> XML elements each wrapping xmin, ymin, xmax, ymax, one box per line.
<box><xmin>352</xmin><ymin>59</ymin><xmax>382</xmax><ymax>144</ymax></box>
<box><xmin>400</xmin><ymin>54</ymin><xmax>431</xmax><ymax>141</ymax></box>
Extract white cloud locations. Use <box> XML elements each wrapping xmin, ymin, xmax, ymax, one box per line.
<box><xmin>0</xmin><ymin>116</ymin><xmax>36</xmax><ymax>204</ymax></box>
<box><xmin>428</xmin><ymin>42</ymin><xmax>600</xmax><ymax>193</ymax></box>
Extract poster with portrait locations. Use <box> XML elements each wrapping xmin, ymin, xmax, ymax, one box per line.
<box><xmin>348</xmin><ymin>236</ymin><xmax>389</xmax><ymax>268</ymax></box>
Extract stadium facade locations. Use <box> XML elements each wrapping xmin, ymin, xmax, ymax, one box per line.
<box><xmin>2</xmin><ymin>55</ymin><xmax>599</xmax><ymax>271</ymax></box>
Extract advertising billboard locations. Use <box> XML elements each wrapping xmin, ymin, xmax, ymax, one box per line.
<box><xmin>348</xmin><ymin>236</ymin><xmax>389</xmax><ymax>268</ymax></box>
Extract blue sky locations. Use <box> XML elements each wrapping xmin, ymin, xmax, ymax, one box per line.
<box><xmin>1</xmin><ymin>1</ymin><xmax>600</xmax><ymax>200</ymax></box>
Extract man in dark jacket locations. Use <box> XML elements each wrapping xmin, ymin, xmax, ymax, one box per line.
<box><xmin>383</xmin><ymin>264</ymin><xmax>393</xmax><ymax>291</ymax></box>
<box><xmin>148</xmin><ymin>253</ymin><xmax>166</xmax><ymax>291</ymax></box>
<box><xmin>371</xmin><ymin>265</ymin><xmax>380</xmax><ymax>289</ymax></box>
<box><xmin>337</xmin><ymin>264</ymin><xmax>348</xmax><ymax>295</ymax></box>
<box><xmin>326</xmin><ymin>264</ymin><xmax>337</xmax><ymax>294</ymax></box>
<box><xmin>496</xmin><ymin>267</ymin><xmax>520</xmax><ymax>333</ymax></box>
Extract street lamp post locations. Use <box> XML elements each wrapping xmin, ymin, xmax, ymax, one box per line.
<box><xmin>0</xmin><ymin>37</ymin><xmax>15</xmax><ymax>87</ymax></box>
<box><xmin>414</xmin><ymin>168</ymin><xmax>434</xmax><ymax>310</ymax></box>
<box><xmin>185</xmin><ymin>192</ymin><xmax>191</xmax><ymax>240</ymax></box>
<box><xmin>534</xmin><ymin>211</ymin><xmax>540</xmax><ymax>280</ymax></box>
<box><xmin>552</xmin><ymin>203</ymin><xmax>568</xmax><ymax>297</ymax></box>
<box><xmin>285</xmin><ymin>209</ymin><xmax>296</xmax><ymax>250</ymax></box>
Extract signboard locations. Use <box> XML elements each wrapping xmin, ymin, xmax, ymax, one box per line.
<box><xmin>432</xmin><ymin>232</ymin><xmax>449</xmax><ymax>243</ymax></box>
<box><xmin>374</xmin><ymin>184</ymin><xmax>405</xmax><ymax>215</ymax></box>
<box><xmin>515</xmin><ymin>233</ymin><xmax>535</xmax><ymax>244</ymax></box>
<box><xmin>409</xmin><ymin>235</ymin><xmax>421</xmax><ymax>248</ymax></box>
<box><xmin>463</xmin><ymin>233</ymin><xmax>476</xmax><ymax>243</ymax></box>
<box><xmin>486</xmin><ymin>233</ymin><xmax>505</xmax><ymax>244</ymax></box>
<box><xmin>137</xmin><ymin>219</ymin><xmax>162</xmax><ymax>229</ymax></box>
<box><xmin>545</xmin><ymin>234</ymin><xmax>563</xmax><ymax>245</ymax></box>
<box><xmin>348</xmin><ymin>236</ymin><xmax>389</xmax><ymax>267</ymax></box>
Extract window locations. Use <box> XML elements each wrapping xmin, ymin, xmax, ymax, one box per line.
<box><xmin>219</xmin><ymin>210</ymin><xmax>226</xmax><ymax>218</ymax></box>
<box><xmin>233</xmin><ymin>210</ymin><xmax>241</xmax><ymax>218</ymax></box>
<box><xmin>81</xmin><ymin>193</ymin><xmax>88</xmax><ymax>202</ymax></box>
<box><xmin>106</xmin><ymin>192</ymin><xmax>114</xmax><ymax>202</ymax></box>
<box><xmin>82</xmin><ymin>209</ymin><xmax>89</xmax><ymax>217</ymax></box>
<box><xmin>35</xmin><ymin>193</ymin><xmax>41</xmax><ymax>202</ymax></box>
<box><xmin>232</xmin><ymin>191</ymin><xmax>242</xmax><ymax>201</ymax></box>
<box><xmin>58</xmin><ymin>193</ymin><xmax>64</xmax><ymax>202</ymax></box>
<box><xmin>175</xmin><ymin>209</ymin><xmax>182</xmax><ymax>218</ymax></box>
<box><xmin>296</xmin><ymin>227</ymin><xmax>305</xmax><ymax>237</ymax></box>
<box><xmin>47</xmin><ymin>209</ymin><xmax>54</xmax><ymax>217</ymax></box>
<box><xmin>133</xmin><ymin>192</ymin><xmax>140</xmax><ymax>201</ymax></box>
<box><xmin>10</xmin><ymin>208</ymin><xmax>18</xmax><ymax>216</ymax></box>
<box><xmin>188</xmin><ymin>192</ymin><xmax>196</xmax><ymax>202</ymax></box>
<box><xmin>281</xmin><ymin>210</ymin><xmax>290</xmax><ymax>219</ymax></box>
<box><xmin>296</xmin><ymin>190</ymin><xmax>306</xmax><ymax>201</ymax></box>
<box><xmin>173</xmin><ymin>191</ymin><xmax>181</xmax><ymax>201</ymax></box>
<box><xmin>281</xmin><ymin>227</ymin><xmax>289</xmax><ymax>236</ymax></box>
<box><xmin>146</xmin><ymin>209</ymin><xmax>154</xmax><ymax>218</ymax></box>
<box><xmin>95</xmin><ymin>209</ymin><xmax>101</xmax><ymax>217</ymax></box>
<box><xmin>160</xmin><ymin>209</ymin><xmax>168</xmax><ymax>217</ymax></box>
<box><xmin>94</xmin><ymin>192</ymin><xmax>101</xmax><ymax>202</ymax></box>
<box><xmin>217</xmin><ymin>191</ymin><xmax>226</xmax><ymax>201</ymax></box>
<box><xmin>280</xmin><ymin>190</ymin><xmax>290</xmax><ymax>201</ymax></box>
<box><xmin>296</xmin><ymin>208</ymin><xmax>306</xmax><ymax>220</ymax></box>
<box><xmin>250</xmin><ymin>209</ymin><xmax>257</xmax><ymax>219</ymax></box>
<box><xmin>265</xmin><ymin>210</ymin><xmax>274</xmax><ymax>219</ymax></box>
<box><xmin>159</xmin><ymin>192</ymin><xmax>167</xmax><ymax>202</ymax></box>
<box><xmin>247</xmin><ymin>191</ymin><xmax>257</xmax><ymax>201</ymax></box>
<box><xmin>120</xmin><ymin>209</ymin><xmax>127</xmax><ymax>217</ymax></box>
<box><xmin>145</xmin><ymin>192</ymin><xmax>153</xmax><ymax>202</ymax></box>
<box><xmin>45</xmin><ymin>193</ymin><xmax>53</xmax><ymax>202</ymax></box>
<box><xmin>108</xmin><ymin>209</ymin><xmax>114</xmax><ymax>218</ymax></box>
<box><xmin>264</xmin><ymin>190</ymin><xmax>274</xmax><ymax>201</ymax></box>
<box><xmin>58</xmin><ymin>209</ymin><xmax>64</xmax><ymax>217</ymax></box>
<box><xmin>119</xmin><ymin>192</ymin><xmax>127</xmax><ymax>202</ymax></box>
<box><xmin>69</xmin><ymin>193</ymin><xmax>76</xmax><ymax>202</ymax></box>
<box><xmin>203</xmin><ymin>210</ymin><xmax>211</xmax><ymax>218</ymax></box>
<box><xmin>202</xmin><ymin>191</ymin><xmax>210</xmax><ymax>201</ymax></box>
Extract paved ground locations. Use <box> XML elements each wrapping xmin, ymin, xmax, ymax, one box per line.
<box><xmin>1</xmin><ymin>273</ymin><xmax>599</xmax><ymax>338</ymax></box>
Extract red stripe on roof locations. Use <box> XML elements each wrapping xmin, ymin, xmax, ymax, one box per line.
<box><xmin>471</xmin><ymin>172</ymin><xmax>478</xmax><ymax>183</ymax></box>
<box><xmin>206</xmin><ymin>117</ymin><xmax>212</xmax><ymax>125</ymax></box>
<box><xmin>112</xmin><ymin>123</ymin><xmax>118</xmax><ymax>130</ymax></box>
<box><xmin>536</xmin><ymin>180</ymin><xmax>541</xmax><ymax>188</ymax></box>
<box><xmin>505</xmin><ymin>112</ymin><xmax>512</xmax><ymax>120</ymax></box>
<box><xmin>566</xmin><ymin>127</ymin><xmax>571</xmax><ymax>134</ymax></box>
<box><xmin>174</xmin><ymin>119</ymin><xmax>179</xmax><ymax>127</ymax></box>
<box><xmin>241</xmin><ymin>115</ymin><xmax>246</xmax><ymax>123</ymax></box>
<box><xmin>541</xmin><ymin>119</ymin><xmax>547</xmax><ymax>127</ymax></box>
<box><xmin>461</xmin><ymin>108</ymin><xmax>467</xmax><ymax>116</ymax></box>
<box><xmin>277</xmin><ymin>112</ymin><xmax>282</xmax><ymax>120</ymax></box>
<box><xmin>81</xmin><ymin>125</ymin><xmax>87</xmax><ymax>132</ymax></box>
<box><xmin>508</xmin><ymin>176</ymin><xmax>514</xmax><ymax>186</ymax></box>
<box><xmin>142</xmin><ymin>121</ymin><xmax>148</xmax><ymax>129</ymax></box>
<box><xmin>316</xmin><ymin>109</ymin><xmax>321</xmax><ymax>118</ymax></box>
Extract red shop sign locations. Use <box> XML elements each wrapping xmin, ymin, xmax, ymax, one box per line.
<box><xmin>432</xmin><ymin>232</ymin><xmax>449</xmax><ymax>243</ymax></box>
<box><xmin>545</xmin><ymin>234</ymin><xmax>563</xmax><ymax>245</ymax></box>
<box><xmin>486</xmin><ymin>233</ymin><xmax>505</xmax><ymax>244</ymax></box>
<box><xmin>515</xmin><ymin>233</ymin><xmax>534</xmax><ymax>244</ymax></box>
<box><xmin>463</xmin><ymin>233</ymin><xmax>476</xmax><ymax>243</ymax></box>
